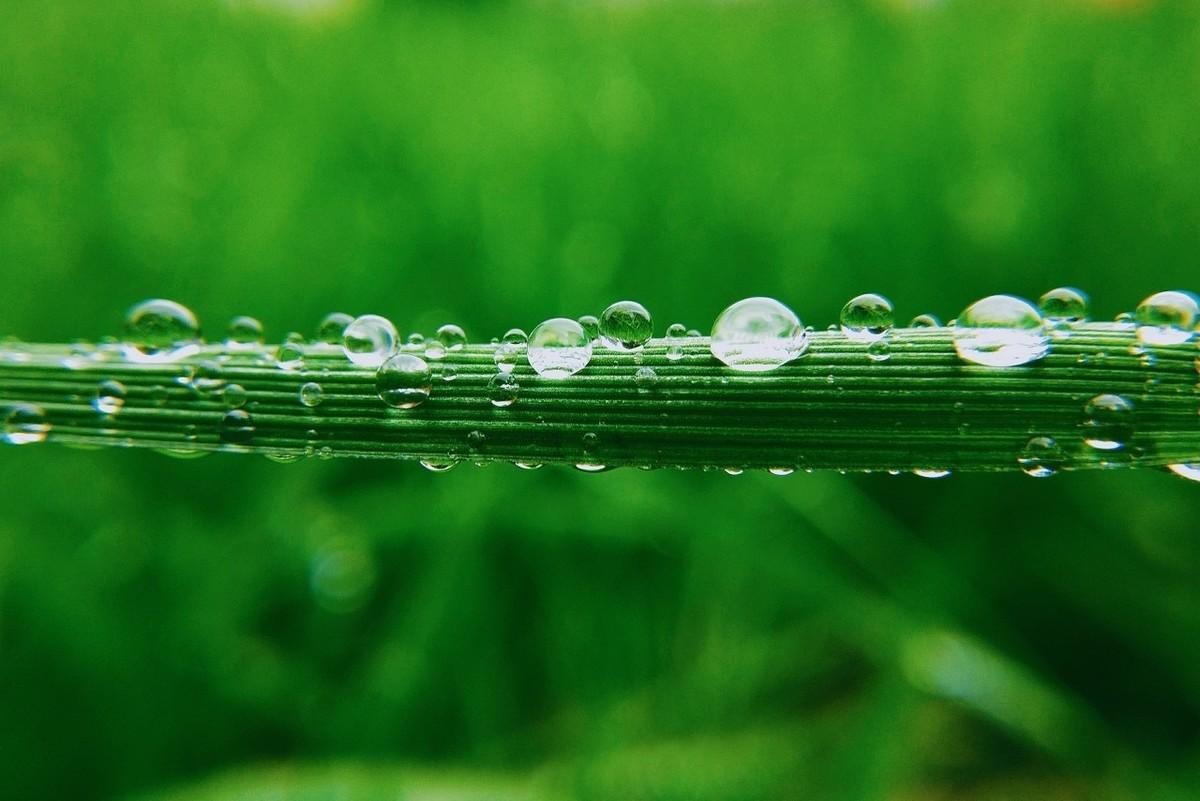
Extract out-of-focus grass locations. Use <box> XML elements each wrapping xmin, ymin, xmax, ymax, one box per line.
<box><xmin>2</xmin><ymin>1</ymin><xmax>1200</xmax><ymax>800</ymax></box>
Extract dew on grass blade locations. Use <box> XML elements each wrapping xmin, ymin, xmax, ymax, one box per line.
<box><xmin>220</xmin><ymin>409</ymin><xmax>255</xmax><ymax>446</ymax></box>
<box><xmin>435</xmin><ymin>323</ymin><xmax>467</xmax><ymax>352</ymax></box>
<box><xmin>93</xmin><ymin>380</ymin><xmax>127</xmax><ymax>415</ymax></box>
<box><xmin>953</xmin><ymin>295</ymin><xmax>1047</xmax><ymax>367</ymax></box>
<box><xmin>226</xmin><ymin>316</ymin><xmax>264</xmax><ymax>348</ymax></box>
<box><xmin>1018</xmin><ymin>436</ymin><xmax>1064</xmax><ymax>477</ymax></box>
<box><xmin>1135</xmin><ymin>290</ymin><xmax>1198</xmax><ymax>346</ymax></box>
<box><xmin>909</xmin><ymin>313</ymin><xmax>941</xmax><ymax>328</ymax></box>
<box><xmin>299</xmin><ymin>382</ymin><xmax>324</xmax><ymax>407</ymax></box>
<box><xmin>317</xmin><ymin>312</ymin><xmax>354</xmax><ymax>345</ymax></box>
<box><xmin>600</xmin><ymin>301</ymin><xmax>653</xmax><ymax>351</ymax></box>
<box><xmin>1082</xmin><ymin>394</ymin><xmax>1133</xmax><ymax>451</ymax></box>
<box><xmin>528</xmin><ymin>318</ymin><xmax>591</xmax><ymax>378</ymax></box>
<box><xmin>376</xmin><ymin>354</ymin><xmax>432</xmax><ymax>409</ymax></box>
<box><xmin>3</xmin><ymin>404</ymin><xmax>49</xmax><ymax>445</ymax></box>
<box><xmin>122</xmin><ymin>299</ymin><xmax>201</xmax><ymax>364</ymax></box>
<box><xmin>840</xmin><ymin>293</ymin><xmax>894</xmax><ymax>342</ymax></box>
<box><xmin>1038</xmin><ymin>287</ymin><xmax>1088</xmax><ymax>326</ymax></box>
<box><xmin>578</xmin><ymin>315</ymin><xmax>600</xmax><ymax>343</ymax></box>
<box><xmin>488</xmin><ymin>373</ymin><xmax>519</xmax><ymax>407</ymax></box>
<box><xmin>710</xmin><ymin>297</ymin><xmax>806</xmax><ymax>372</ymax></box>
<box><xmin>343</xmin><ymin>314</ymin><xmax>398</xmax><ymax>368</ymax></box>
<box><xmin>665</xmin><ymin>323</ymin><xmax>687</xmax><ymax>361</ymax></box>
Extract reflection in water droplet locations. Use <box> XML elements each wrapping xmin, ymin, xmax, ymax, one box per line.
<box><xmin>1082</xmin><ymin>393</ymin><xmax>1133</xmax><ymax>450</ymax></box>
<box><xmin>768</xmin><ymin>466</ymin><xmax>795</xmax><ymax>476</ymax></box>
<box><xmin>665</xmin><ymin>323</ymin><xmax>687</xmax><ymax>361</ymax></box>
<box><xmin>488</xmin><ymin>373</ymin><xmax>520</xmax><ymax>407</ymax></box>
<box><xmin>528</xmin><ymin>318</ymin><xmax>591</xmax><ymax>378</ymax></box>
<box><xmin>634</xmin><ymin>366</ymin><xmax>657</xmax><ymax>392</ymax></box>
<box><xmin>376</xmin><ymin>354</ymin><xmax>432</xmax><ymax>409</ymax></box>
<box><xmin>578</xmin><ymin>315</ymin><xmax>600</xmax><ymax>343</ymax></box>
<box><xmin>222</xmin><ymin>383</ymin><xmax>247</xmax><ymax>409</ymax></box>
<box><xmin>840</xmin><ymin>293</ymin><xmax>894</xmax><ymax>342</ymax></box>
<box><xmin>299</xmin><ymin>382</ymin><xmax>324</xmax><ymax>407</ymax></box>
<box><xmin>94</xmin><ymin>380</ymin><xmax>127</xmax><ymax>415</ymax></box>
<box><xmin>220</xmin><ymin>409</ymin><xmax>255</xmax><ymax>446</ymax></box>
<box><xmin>866</xmin><ymin>339</ymin><xmax>891</xmax><ymax>362</ymax></box>
<box><xmin>1038</xmin><ymin>287</ymin><xmax>1089</xmax><ymax>326</ymax></box>
<box><xmin>3</xmin><ymin>404</ymin><xmax>49</xmax><ymax>445</ymax></box>
<box><xmin>600</xmin><ymin>301</ymin><xmax>653</xmax><ymax>351</ymax></box>
<box><xmin>343</xmin><ymin>314</ymin><xmax>398</xmax><ymax>368</ymax></box>
<box><xmin>1018</xmin><ymin>436</ymin><xmax>1064</xmax><ymax>477</ymax></box>
<box><xmin>226</xmin><ymin>316</ymin><xmax>264</xmax><ymax>348</ymax></box>
<box><xmin>1167</xmin><ymin>463</ymin><xmax>1200</xmax><ymax>482</ymax></box>
<box><xmin>913</xmin><ymin>468</ymin><xmax>951</xmax><ymax>478</ymax></box>
<box><xmin>1135</xmin><ymin>290</ymin><xmax>1198</xmax><ymax>346</ymax></box>
<box><xmin>909</xmin><ymin>313</ymin><xmax>941</xmax><ymax>328</ymax></box>
<box><xmin>276</xmin><ymin>341</ymin><xmax>304</xmax><ymax>371</ymax></box>
<box><xmin>953</xmin><ymin>295</ymin><xmax>1048</xmax><ymax>367</ymax></box>
<box><xmin>420</xmin><ymin>458</ymin><xmax>457</xmax><ymax>472</ymax></box>
<box><xmin>436</xmin><ymin>324</ymin><xmax>467</xmax><ymax>352</ymax></box>
<box><xmin>710</xmin><ymin>297</ymin><xmax>807</xmax><ymax>372</ymax></box>
<box><xmin>317</xmin><ymin>312</ymin><xmax>354</xmax><ymax>345</ymax></box>
<box><xmin>122</xmin><ymin>299</ymin><xmax>201</xmax><ymax>364</ymax></box>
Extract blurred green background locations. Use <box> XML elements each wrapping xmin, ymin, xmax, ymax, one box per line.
<box><xmin>2</xmin><ymin>0</ymin><xmax>1200</xmax><ymax>799</ymax></box>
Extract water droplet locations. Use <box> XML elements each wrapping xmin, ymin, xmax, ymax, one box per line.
<box><xmin>577</xmin><ymin>315</ymin><xmax>600</xmax><ymax>343</ymax></box>
<box><xmin>840</xmin><ymin>293</ymin><xmax>894</xmax><ymax>342</ymax></box>
<box><xmin>222</xmin><ymin>383</ymin><xmax>247</xmax><ymax>409</ymax></box>
<box><xmin>1038</xmin><ymin>287</ymin><xmax>1089</xmax><ymax>325</ymax></box>
<box><xmin>317</xmin><ymin>312</ymin><xmax>354</xmax><ymax>345</ymax></box>
<box><xmin>527</xmin><ymin>318</ymin><xmax>592</xmax><ymax>378</ymax></box>
<box><xmin>913</xmin><ymin>468</ymin><xmax>951</xmax><ymax>478</ymax></box>
<box><xmin>220</xmin><ymin>409</ymin><xmax>255</xmax><ymax>446</ymax></box>
<box><xmin>582</xmin><ymin>432</ymin><xmax>600</xmax><ymax>453</ymax></box>
<box><xmin>467</xmin><ymin>430</ymin><xmax>487</xmax><ymax>451</ymax></box>
<box><xmin>343</xmin><ymin>314</ymin><xmax>398</xmax><ymax>369</ymax></box>
<box><xmin>1167</xmin><ymin>463</ymin><xmax>1200</xmax><ymax>482</ymax></box>
<box><xmin>488</xmin><ymin>373</ymin><xmax>520</xmax><ymax>407</ymax></box>
<box><xmin>93</xmin><ymin>380</ymin><xmax>127</xmax><ymax>415</ymax></box>
<box><xmin>503</xmin><ymin>328</ymin><xmax>528</xmax><ymax>346</ymax></box>
<box><xmin>514</xmin><ymin>461</ymin><xmax>543</xmax><ymax>470</ymax></box>
<box><xmin>665</xmin><ymin>323</ymin><xmax>687</xmax><ymax>361</ymax></box>
<box><xmin>710</xmin><ymin>297</ymin><xmax>806</xmax><ymax>372</ymax></box>
<box><xmin>299</xmin><ymin>382</ymin><xmax>324</xmax><ymax>407</ymax></box>
<box><xmin>440</xmin><ymin>364</ymin><xmax>459</xmax><ymax>382</ymax></box>
<box><xmin>599</xmin><ymin>300</ymin><xmax>653</xmax><ymax>351</ymax></box>
<box><xmin>575</xmin><ymin>462</ymin><xmax>608</xmax><ymax>472</ymax></box>
<box><xmin>376</xmin><ymin>354</ymin><xmax>432</xmax><ymax>409</ymax></box>
<box><xmin>866</xmin><ymin>340</ymin><xmax>891</xmax><ymax>362</ymax></box>
<box><xmin>226</xmin><ymin>316</ymin><xmax>264</xmax><ymax>348</ymax></box>
<box><xmin>3</xmin><ymin>404</ymin><xmax>49</xmax><ymax>445</ymax></box>
<box><xmin>406</xmin><ymin>332</ymin><xmax>424</xmax><ymax>348</ymax></box>
<box><xmin>150</xmin><ymin>385</ymin><xmax>169</xmax><ymax>406</ymax></box>
<box><xmin>424</xmin><ymin>340</ymin><xmax>446</xmax><ymax>360</ymax></box>
<box><xmin>1018</xmin><ymin>436</ymin><xmax>1064</xmax><ymax>477</ymax></box>
<box><xmin>436</xmin><ymin>324</ymin><xmax>467</xmax><ymax>351</ymax></box>
<box><xmin>1114</xmin><ymin>311</ymin><xmax>1135</xmax><ymax>326</ymax></box>
<box><xmin>494</xmin><ymin>343</ymin><xmax>520</xmax><ymax>373</ymax></box>
<box><xmin>768</xmin><ymin>466</ymin><xmax>795</xmax><ymax>476</ymax></box>
<box><xmin>953</xmin><ymin>295</ymin><xmax>1048</xmax><ymax>367</ymax></box>
<box><xmin>909</xmin><ymin>313</ymin><xmax>941</xmax><ymax>328</ymax></box>
<box><xmin>276</xmin><ymin>341</ymin><xmax>304</xmax><ymax>371</ymax></box>
<box><xmin>634</xmin><ymin>366</ymin><xmax>657</xmax><ymax>392</ymax></box>
<box><xmin>1135</xmin><ymin>290</ymin><xmax>1198</xmax><ymax>346</ymax></box>
<box><xmin>419</xmin><ymin>458</ymin><xmax>457</xmax><ymax>472</ymax></box>
<box><xmin>1082</xmin><ymin>393</ymin><xmax>1133</xmax><ymax>450</ymax></box>
<box><xmin>122</xmin><ymin>299</ymin><xmax>201</xmax><ymax>364</ymax></box>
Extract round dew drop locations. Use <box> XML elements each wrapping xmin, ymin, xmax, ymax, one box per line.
<box><xmin>952</xmin><ymin>295</ymin><xmax>1048</xmax><ymax>367</ymax></box>
<box><xmin>1018</xmin><ymin>436</ymin><xmax>1064</xmax><ymax>478</ymax></box>
<box><xmin>488</xmin><ymin>373</ymin><xmax>520</xmax><ymax>407</ymax></box>
<box><xmin>419</xmin><ymin>458</ymin><xmax>457</xmax><ymax>473</ymax></box>
<box><xmin>909</xmin><ymin>313</ymin><xmax>941</xmax><ymax>328</ymax></box>
<box><xmin>93</xmin><ymin>379</ymin><xmax>127</xmax><ymax>415</ymax></box>
<box><xmin>527</xmin><ymin>318</ymin><xmax>592</xmax><ymax>378</ymax></box>
<box><xmin>866</xmin><ymin>340</ymin><xmax>890</xmax><ymax>362</ymax></box>
<box><xmin>840</xmin><ymin>293</ymin><xmax>894</xmax><ymax>342</ymax></box>
<box><xmin>299</xmin><ymin>382</ymin><xmax>324</xmax><ymax>408</ymax></box>
<box><xmin>1135</xmin><ymin>290</ymin><xmax>1198</xmax><ymax>346</ymax></box>
<box><xmin>222</xmin><ymin>383</ymin><xmax>247</xmax><ymax>409</ymax></box>
<box><xmin>577</xmin><ymin>315</ymin><xmax>600</xmax><ymax>343</ymax></box>
<box><xmin>1082</xmin><ymin>393</ymin><xmax>1133</xmax><ymax>451</ymax></box>
<box><xmin>913</xmin><ymin>468</ymin><xmax>951</xmax><ymax>479</ymax></box>
<box><xmin>3</xmin><ymin>403</ymin><xmax>49</xmax><ymax>445</ymax></box>
<box><xmin>634</xmin><ymin>366</ymin><xmax>657</xmax><ymax>391</ymax></box>
<box><xmin>1167</xmin><ymin>464</ymin><xmax>1200</xmax><ymax>482</ymax></box>
<box><xmin>665</xmin><ymin>323</ymin><xmax>687</xmax><ymax>361</ymax></box>
<box><xmin>376</xmin><ymin>354</ymin><xmax>432</xmax><ymax>409</ymax></box>
<box><xmin>122</xmin><ymin>299</ymin><xmax>201</xmax><ymax>364</ymax></box>
<box><xmin>343</xmin><ymin>314</ymin><xmax>398</xmax><ymax>369</ymax></box>
<box><xmin>599</xmin><ymin>301</ymin><xmax>653</xmax><ymax>351</ymax></box>
<box><xmin>276</xmin><ymin>341</ymin><xmax>304</xmax><ymax>371</ymax></box>
<box><xmin>436</xmin><ymin>324</ymin><xmax>467</xmax><ymax>352</ymax></box>
<box><xmin>226</xmin><ymin>316</ymin><xmax>264</xmax><ymax>348</ymax></box>
<box><xmin>710</xmin><ymin>296</ymin><xmax>807</xmax><ymax>372</ymax></box>
<box><xmin>1038</xmin><ymin>287</ymin><xmax>1089</xmax><ymax>325</ymax></box>
<box><xmin>220</xmin><ymin>409</ymin><xmax>255</xmax><ymax>446</ymax></box>
<box><xmin>317</xmin><ymin>312</ymin><xmax>354</xmax><ymax>345</ymax></box>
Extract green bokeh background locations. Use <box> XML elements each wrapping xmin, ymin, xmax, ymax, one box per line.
<box><xmin>2</xmin><ymin>1</ymin><xmax>1199</xmax><ymax>799</ymax></box>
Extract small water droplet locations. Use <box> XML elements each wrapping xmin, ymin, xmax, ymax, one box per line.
<box><xmin>503</xmin><ymin>328</ymin><xmax>528</xmax><ymax>346</ymax></box>
<box><xmin>122</xmin><ymin>299</ymin><xmax>201</xmax><ymax>364</ymax></box>
<box><xmin>840</xmin><ymin>293</ymin><xmax>894</xmax><ymax>342</ymax></box>
<box><xmin>575</xmin><ymin>462</ymin><xmax>608</xmax><ymax>472</ymax></box>
<box><xmin>909</xmin><ymin>313</ymin><xmax>941</xmax><ymax>328</ymax></box>
<box><xmin>420</xmin><ymin>458</ymin><xmax>457</xmax><ymax>472</ymax></box>
<box><xmin>1135</xmin><ymin>290</ymin><xmax>1198</xmax><ymax>346</ymax></box>
<box><xmin>494</xmin><ymin>343</ymin><xmax>520</xmax><ymax>373</ymax></box>
<box><xmin>440</xmin><ymin>364</ymin><xmax>458</xmax><ymax>382</ymax></box>
<box><xmin>93</xmin><ymin>380</ymin><xmax>127</xmax><ymax>415</ymax></box>
<box><xmin>435</xmin><ymin>323</ymin><xmax>467</xmax><ymax>352</ymax></box>
<box><xmin>3</xmin><ymin>404</ymin><xmax>49</xmax><ymax>445</ymax></box>
<box><xmin>299</xmin><ymin>382</ymin><xmax>324</xmax><ymax>407</ymax></box>
<box><xmin>220</xmin><ymin>409</ymin><xmax>255</xmax><ymax>446</ymax></box>
<box><xmin>514</xmin><ymin>461</ymin><xmax>543</xmax><ymax>470</ymax></box>
<box><xmin>768</xmin><ymin>466</ymin><xmax>795</xmax><ymax>476</ymax></box>
<box><xmin>1167</xmin><ymin>463</ymin><xmax>1200</xmax><ymax>482</ymax></box>
<box><xmin>406</xmin><ymin>332</ymin><xmax>425</xmax><ymax>347</ymax></box>
<box><xmin>488</xmin><ymin>373</ymin><xmax>520</xmax><ymax>407</ymax></box>
<box><xmin>424</xmin><ymin>340</ymin><xmax>446</xmax><ymax>360</ymax></box>
<box><xmin>913</xmin><ymin>468</ymin><xmax>951</xmax><ymax>478</ymax></box>
<box><xmin>634</xmin><ymin>366</ymin><xmax>657</xmax><ymax>392</ymax></box>
<box><xmin>1018</xmin><ymin>436</ymin><xmax>1064</xmax><ymax>477</ymax></box>
<box><xmin>222</xmin><ymin>383</ymin><xmax>247</xmax><ymax>409</ymax></box>
<box><xmin>527</xmin><ymin>318</ymin><xmax>592</xmax><ymax>378</ymax></box>
<box><xmin>599</xmin><ymin>300</ymin><xmax>653</xmax><ymax>351</ymax></box>
<box><xmin>665</xmin><ymin>323</ymin><xmax>687</xmax><ymax>361</ymax></box>
<box><xmin>866</xmin><ymin>339</ymin><xmax>891</xmax><ymax>362</ymax></box>
<box><xmin>710</xmin><ymin>297</ymin><xmax>807</xmax><ymax>372</ymax></box>
<box><xmin>226</xmin><ymin>315</ymin><xmax>264</xmax><ymax>348</ymax></box>
<box><xmin>582</xmin><ymin>432</ymin><xmax>600</xmax><ymax>454</ymax></box>
<box><xmin>953</xmin><ymin>295</ymin><xmax>1048</xmax><ymax>367</ymax></box>
<box><xmin>723</xmin><ymin>467</ymin><xmax>744</xmax><ymax>476</ymax></box>
<box><xmin>1038</xmin><ymin>287</ymin><xmax>1089</xmax><ymax>326</ymax></box>
<box><xmin>577</xmin><ymin>315</ymin><xmax>600</xmax><ymax>343</ymax></box>
<box><xmin>1082</xmin><ymin>393</ymin><xmax>1133</xmax><ymax>450</ymax></box>
<box><xmin>343</xmin><ymin>314</ymin><xmax>398</xmax><ymax>369</ymax></box>
<box><xmin>467</xmin><ymin>430</ymin><xmax>487</xmax><ymax>451</ymax></box>
<box><xmin>276</xmin><ymin>341</ymin><xmax>304</xmax><ymax>371</ymax></box>
<box><xmin>376</xmin><ymin>354</ymin><xmax>432</xmax><ymax>409</ymax></box>
<box><xmin>317</xmin><ymin>312</ymin><xmax>354</xmax><ymax>345</ymax></box>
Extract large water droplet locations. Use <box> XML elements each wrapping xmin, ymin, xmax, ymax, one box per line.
<box><xmin>376</xmin><ymin>354</ymin><xmax>432</xmax><ymax>409</ymax></box>
<box><xmin>710</xmin><ymin>297</ymin><xmax>806</xmax><ymax>372</ymax></box>
<box><xmin>220</xmin><ymin>409</ymin><xmax>255</xmax><ymax>446</ymax></box>
<box><xmin>599</xmin><ymin>301</ymin><xmax>653</xmax><ymax>351</ymax></box>
<box><xmin>578</xmin><ymin>315</ymin><xmax>600</xmax><ymax>343</ymax></box>
<box><xmin>1082</xmin><ymin>393</ymin><xmax>1133</xmax><ymax>450</ymax></box>
<box><xmin>122</xmin><ymin>299</ymin><xmax>201</xmax><ymax>364</ymax></box>
<box><xmin>1038</xmin><ymin>287</ymin><xmax>1089</xmax><ymax>325</ymax></box>
<box><xmin>299</xmin><ymin>382</ymin><xmax>324</xmax><ymax>408</ymax></box>
<box><xmin>840</xmin><ymin>293</ymin><xmax>894</xmax><ymax>342</ymax></box>
<box><xmin>222</xmin><ymin>383</ymin><xmax>247</xmax><ymax>409</ymax></box>
<box><xmin>3</xmin><ymin>404</ymin><xmax>49</xmax><ymax>445</ymax></box>
<box><xmin>93</xmin><ymin>379</ymin><xmax>127</xmax><ymax>415</ymax></box>
<box><xmin>1135</xmin><ymin>290</ymin><xmax>1198</xmax><ymax>346</ymax></box>
<box><xmin>436</xmin><ymin>323</ymin><xmax>467</xmax><ymax>351</ymax></box>
<box><xmin>276</xmin><ymin>340</ymin><xmax>304</xmax><ymax>371</ymax></box>
<box><xmin>1167</xmin><ymin>463</ymin><xmax>1200</xmax><ymax>482</ymax></box>
<box><xmin>343</xmin><ymin>314</ymin><xmax>398</xmax><ymax>368</ymax></box>
<box><xmin>528</xmin><ymin>318</ymin><xmax>592</xmax><ymax>378</ymax></box>
<box><xmin>1018</xmin><ymin>436</ymin><xmax>1064</xmax><ymax>477</ymax></box>
<box><xmin>226</xmin><ymin>316</ymin><xmax>264</xmax><ymax>348</ymax></box>
<box><xmin>318</xmin><ymin>312</ymin><xmax>354</xmax><ymax>345</ymax></box>
<box><xmin>953</xmin><ymin>295</ymin><xmax>1048</xmax><ymax>367</ymax></box>
<box><xmin>488</xmin><ymin>373</ymin><xmax>520</xmax><ymax>407</ymax></box>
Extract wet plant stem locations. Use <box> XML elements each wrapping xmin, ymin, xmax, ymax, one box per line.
<box><xmin>0</xmin><ymin>324</ymin><xmax>1196</xmax><ymax>472</ymax></box>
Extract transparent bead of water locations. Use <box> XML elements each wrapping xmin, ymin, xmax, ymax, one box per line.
<box><xmin>503</xmin><ymin>328</ymin><xmax>528</xmax><ymax>346</ymax></box>
<box><xmin>343</xmin><ymin>314</ymin><xmax>398</xmax><ymax>368</ymax></box>
<box><xmin>436</xmin><ymin>323</ymin><xmax>467</xmax><ymax>352</ymax></box>
<box><xmin>1018</xmin><ymin>436</ymin><xmax>1064</xmax><ymax>478</ymax></box>
<box><xmin>1135</xmin><ymin>290</ymin><xmax>1198</xmax><ymax>346</ymax></box>
<box><xmin>575</xmin><ymin>462</ymin><xmax>608</xmax><ymax>472</ymax></box>
<box><xmin>578</xmin><ymin>315</ymin><xmax>600</xmax><ymax>343</ymax></box>
<box><xmin>527</xmin><ymin>318</ymin><xmax>592</xmax><ymax>378</ymax></box>
<box><xmin>768</xmin><ymin>466</ymin><xmax>795</xmax><ymax>476</ymax></box>
<box><xmin>220</xmin><ymin>409</ymin><xmax>255</xmax><ymax>446</ymax></box>
<box><xmin>376</xmin><ymin>354</ymin><xmax>432</xmax><ymax>409</ymax></box>
<box><xmin>226</xmin><ymin>316</ymin><xmax>264</xmax><ymax>348</ymax></box>
<box><xmin>840</xmin><ymin>293</ymin><xmax>894</xmax><ymax>342</ymax></box>
<box><xmin>222</xmin><ymin>383</ymin><xmax>247</xmax><ymax>409</ymax></box>
<box><xmin>1038</xmin><ymin>287</ymin><xmax>1089</xmax><ymax>326</ymax></box>
<box><xmin>93</xmin><ymin>380</ymin><xmax>127</xmax><ymax>415</ymax></box>
<box><xmin>299</xmin><ymin>382</ymin><xmax>324</xmax><ymax>408</ymax></box>
<box><xmin>866</xmin><ymin>340</ymin><xmax>891</xmax><ymax>362</ymax></box>
<box><xmin>1167</xmin><ymin>464</ymin><xmax>1200</xmax><ymax>482</ymax></box>
<box><xmin>909</xmin><ymin>313</ymin><xmax>941</xmax><ymax>328</ymax></box>
<box><xmin>665</xmin><ymin>323</ymin><xmax>687</xmax><ymax>361</ymax></box>
<box><xmin>420</xmin><ymin>458</ymin><xmax>457</xmax><ymax>473</ymax></box>
<box><xmin>952</xmin><ymin>295</ymin><xmax>1048</xmax><ymax>367</ymax></box>
<box><xmin>424</xmin><ymin>340</ymin><xmax>446</xmax><ymax>360</ymax></box>
<box><xmin>440</xmin><ymin>364</ymin><xmax>458</xmax><ymax>382</ymax></box>
<box><xmin>488</xmin><ymin>373</ymin><xmax>519</xmax><ymax>407</ymax></box>
<box><xmin>3</xmin><ymin>403</ymin><xmax>49</xmax><ymax>445</ymax></box>
<box><xmin>913</xmin><ymin>468</ymin><xmax>951</xmax><ymax>478</ymax></box>
<box><xmin>467</xmin><ymin>430</ymin><xmax>487</xmax><ymax>451</ymax></box>
<box><xmin>122</xmin><ymin>299</ymin><xmax>202</xmax><ymax>364</ymax></box>
<box><xmin>599</xmin><ymin>301</ymin><xmax>653</xmax><ymax>351</ymax></box>
<box><xmin>276</xmin><ymin>340</ymin><xmax>304</xmax><ymax>371</ymax></box>
<box><xmin>318</xmin><ymin>312</ymin><xmax>354</xmax><ymax>345</ymax></box>
<box><xmin>1082</xmin><ymin>394</ymin><xmax>1133</xmax><ymax>450</ymax></box>
<box><xmin>406</xmin><ymin>332</ymin><xmax>425</xmax><ymax>348</ymax></box>
<box><xmin>634</xmin><ymin>366</ymin><xmax>657</xmax><ymax>392</ymax></box>
<box><xmin>710</xmin><ymin>296</ymin><xmax>807</xmax><ymax>372</ymax></box>
<box><xmin>494</xmin><ymin>343</ymin><xmax>520</xmax><ymax>373</ymax></box>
